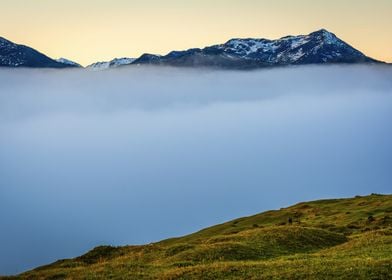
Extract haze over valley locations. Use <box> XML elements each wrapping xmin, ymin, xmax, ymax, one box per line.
<box><xmin>0</xmin><ymin>65</ymin><xmax>391</xmax><ymax>274</ymax></box>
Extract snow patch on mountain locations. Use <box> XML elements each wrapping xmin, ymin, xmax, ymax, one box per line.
<box><xmin>87</xmin><ymin>57</ymin><xmax>136</xmax><ymax>70</ymax></box>
<box><xmin>56</xmin><ymin>58</ymin><xmax>82</xmax><ymax>67</ymax></box>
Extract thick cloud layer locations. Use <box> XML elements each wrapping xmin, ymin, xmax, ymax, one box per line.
<box><xmin>0</xmin><ymin>65</ymin><xmax>391</xmax><ymax>274</ymax></box>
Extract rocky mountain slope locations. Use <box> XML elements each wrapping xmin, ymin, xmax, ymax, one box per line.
<box><xmin>0</xmin><ymin>37</ymin><xmax>78</xmax><ymax>68</ymax></box>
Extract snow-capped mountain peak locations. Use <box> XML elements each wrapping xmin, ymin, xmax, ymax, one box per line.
<box><xmin>215</xmin><ymin>29</ymin><xmax>348</xmax><ymax>63</ymax></box>
<box><xmin>132</xmin><ymin>29</ymin><xmax>380</xmax><ymax>68</ymax></box>
<box><xmin>87</xmin><ymin>57</ymin><xmax>136</xmax><ymax>70</ymax></box>
<box><xmin>56</xmin><ymin>58</ymin><xmax>82</xmax><ymax>67</ymax></box>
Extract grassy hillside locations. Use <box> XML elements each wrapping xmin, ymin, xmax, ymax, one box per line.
<box><xmin>3</xmin><ymin>194</ymin><xmax>391</xmax><ymax>279</ymax></box>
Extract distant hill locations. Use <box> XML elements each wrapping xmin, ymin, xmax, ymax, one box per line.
<box><xmin>4</xmin><ymin>194</ymin><xmax>391</xmax><ymax>279</ymax></box>
<box><xmin>0</xmin><ymin>37</ymin><xmax>79</xmax><ymax>68</ymax></box>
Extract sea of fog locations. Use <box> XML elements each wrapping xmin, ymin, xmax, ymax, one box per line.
<box><xmin>0</xmin><ymin>65</ymin><xmax>391</xmax><ymax>275</ymax></box>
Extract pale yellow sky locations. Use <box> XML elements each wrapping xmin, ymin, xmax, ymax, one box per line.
<box><xmin>1</xmin><ymin>0</ymin><xmax>391</xmax><ymax>66</ymax></box>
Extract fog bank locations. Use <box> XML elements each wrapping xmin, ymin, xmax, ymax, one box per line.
<box><xmin>0</xmin><ymin>65</ymin><xmax>391</xmax><ymax>274</ymax></box>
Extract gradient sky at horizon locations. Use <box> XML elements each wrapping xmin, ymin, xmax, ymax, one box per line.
<box><xmin>1</xmin><ymin>0</ymin><xmax>391</xmax><ymax>65</ymax></box>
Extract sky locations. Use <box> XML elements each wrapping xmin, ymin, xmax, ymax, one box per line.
<box><xmin>1</xmin><ymin>0</ymin><xmax>391</xmax><ymax>65</ymax></box>
<box><xmin>1</xmin><ymin>64</ymin><xmax>392</xmax><ymax>274</ymax></box>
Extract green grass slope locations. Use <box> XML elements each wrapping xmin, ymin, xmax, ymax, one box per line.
<box><xmin>2</xmin><ymin>194</ymin><xmax>391</xmax><ymax>279</ymax></box>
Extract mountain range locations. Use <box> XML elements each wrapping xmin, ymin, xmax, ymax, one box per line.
<box><xmin>0</xmin><ymin>29</ymin><xmax>384</xmax><ymax>70</ymax></box>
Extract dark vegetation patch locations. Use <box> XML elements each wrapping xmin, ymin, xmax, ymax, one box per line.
<box><xmin>77</xmin><ymin>246</ymin><xmax>125</xmax><ymax>264</ymax></box>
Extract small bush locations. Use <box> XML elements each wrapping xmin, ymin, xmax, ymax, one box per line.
<box><xmin>368</xmin><ymin>215</ymin><xmax>375</xmax><ymax>222</ymax></box>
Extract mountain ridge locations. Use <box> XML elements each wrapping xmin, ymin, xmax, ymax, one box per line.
<box><xmin>0</xmin><ymin>29</ymin><xmax>385</xmax><ymax>69</ymax></box>
<box><xmin>0</xmin><ymin>37</ymin><xmax>78</xmax><ymax>68</ymax></box>
<box><xmin>131</xmin><ymin>29</ymin><xmax>381</xmax><ymax>69</ymax></box>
